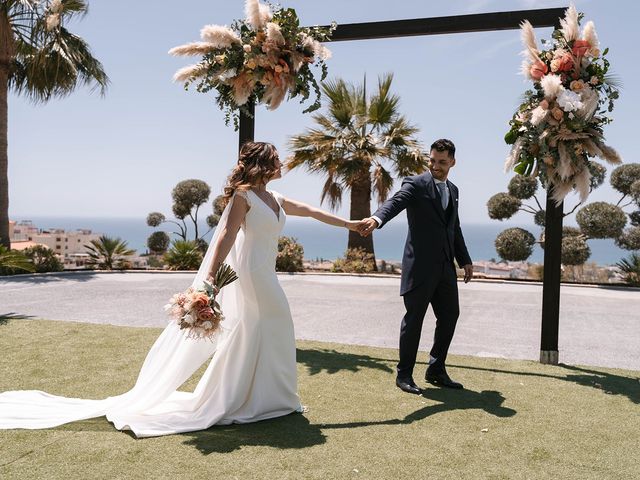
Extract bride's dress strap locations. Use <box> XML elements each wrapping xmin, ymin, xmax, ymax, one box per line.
<box><xmin>234</xmin><ymin>189</ymin><xmax>252</xmax><ymax>208</ymax></box>
<box><xmin>269</xmin><ymin>190</ymin><xmax>284</xmax><ymax>206</ymax></box>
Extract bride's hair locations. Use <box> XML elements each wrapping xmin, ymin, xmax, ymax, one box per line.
<box><xmin>222</xmin><ymin>141</ymin><xmax>280</xmax><ymax>207</ymax></box>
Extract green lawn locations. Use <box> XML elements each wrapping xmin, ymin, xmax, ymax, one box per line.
<box><xmin>0</xmin><ymin>318</ymin><xmax>638</xmax><ymax>479</ymax></box>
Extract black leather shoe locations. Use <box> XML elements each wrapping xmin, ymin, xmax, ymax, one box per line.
<box><xmin>396</xmin><ymin>377</ymin><xmax>422</xmax><ymax>395</ymax></box>
<box><xmin>425</xmin><ymin>371</ymin><xmax>463</xmax><ymax>389</ymax></box>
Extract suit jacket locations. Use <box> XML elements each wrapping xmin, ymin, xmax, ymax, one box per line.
<box><xmin>373</xmin><ymin>171</ymin><xmax>472</xmax><ymax>296</ymax></box>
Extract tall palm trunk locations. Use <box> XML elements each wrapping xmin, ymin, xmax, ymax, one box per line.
<box><xmin>0</xmin><ymin>10</ymin><xmax>14</xmax><ymax>249</ymax></box>
<box><xmin>348</xmin><ymin>172</ymin><xmax>377</xmax><ymax>270</ymax></box>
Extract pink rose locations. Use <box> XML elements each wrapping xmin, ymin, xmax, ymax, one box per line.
<box><xmin>551</xmin><ymin>52</ymin><xmax>573</xmax><ymax>73</ymax></box>
<box><xmin>189</xmin><ymin>292</ymin><xmax>209</xmax><ymax>311</ymax></box>
<box><xmin>197</xmin><ymin>307</ymin><xmax>215</xmax><ymax>321</ymax></box>
<box><xmin>539</xmin><ymin>99</ymin><xmax>550</xmax><ymax>110</ymax></box>
<box><xmin>529</xmin><ymin>60</ymin><xmax>549</xmax><ymax>81</ymax></box>
<box><xmin>572</xmin><ymin>40</ymin><xmax>591</xmax><ymax>57</ymax></box>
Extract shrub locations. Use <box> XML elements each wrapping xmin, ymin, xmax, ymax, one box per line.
<box><xmin>147</xmin><ymin>231</ymin><xmax>170</xmax><ymax>254</ymax></box>
<box><xmin>610</xmin><ymin>164</ymin><xmax>640</xmax><ymax>195</ymax></box>
<box><xmin>332</xmin><ymin>248</ymin><xmax>375</xmax><ymax>273</ymax></box>
<box><xmin>576</xmin><ymin>202</ymin><xmax>627</xmax><ymax>239</ymax></box>
<box><xmin>23</xmin><ymin>245</ymin><xmax>63</xmax><ymax>273</ymax></box>
<box><xmin>616</xmin><ymin>253</ymin><xmax>640</xmax><ymax>287</ymax></box>
<box><xmin>495</xmin><ymin>228</ymin><xmax>536</xmax><ymax>261</ymax></box>
<box><xmin>508</xmin><ymin>175</ymin><xmax>538</xmax><ymax>199</ymax></box>
<box><xmin>615</xmin><ymin>226</ymin><xmax>640</xmax><ymax>251</ymax></box>
<box><xmin>561</xmin><ymin>235</ymin><xmax>591</xmax><ymax>266</ymax></box>
<box><xmin>487</xmin><ymin>193</ymin><xmax>521</xmax><ymax>220</ymax></box>
<box><xmin>276</xmin><ymin>236</ymin><xmax>304</xmax><ymax>272</ymax></box>
<box><xmin>163</xmin><ymin>240</ymin><xmax>203</xmax><ymax>270</ymax></box>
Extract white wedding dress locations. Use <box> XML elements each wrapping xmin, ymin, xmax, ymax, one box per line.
<box><xmin>0</xmin><ymin>189</ymin><xmax>302</xmax><ymax>438</ymax></box>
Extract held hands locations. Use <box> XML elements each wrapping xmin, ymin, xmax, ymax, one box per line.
<box><xmin>356</xmin><ymin>217</ymin><xmax>379</xmax><ymax>237</ymax></box>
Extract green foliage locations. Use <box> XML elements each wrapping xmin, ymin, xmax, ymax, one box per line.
<box><xmin>172</xmin><ymin>179</ymin><xmax>211</xmax><ymax>213</ymax></box>
<box><xmin>276</xmin><ymin>236</ymin><xmax>304</xmax><ymax>272</ymax></box>
<box><xmin>85</xmin><ymin>236</ymin><xmax>135</xmax><ymax>270</ymax></box>
<box><xmin>288</xmin><ymin>74</ymin><xmax>428</xmax><ymax>212</ymax></box>
<box><xmin>331</xmin><ymin>248</ymin><xmax>376</xmax><ymax>273</ymax></box>
<box><xmin>495</xmin><ymin>228</ymin><xmax>536</xmax><ymax>262</ymax></box>
<box><xmin>587</xmin><ymin>161</ymin><xmax>607</xmax><ymax>190</ymax></box>
<box><xmin>23</xmin><ymin>245</ymin><xmax>63</xmax><ymax>273</ymax></box>
<box><xmin>176</xmin><ymin>5</ymin><xmax>335</xmax><ymax>128</ymax></box>
<box><xmin>629</xmin><ymin>180</ymin><xmax>640</xmax><ymax>205</ymax></box>
<box><xmin>212</xmin><ymin>195</ymin><xmax>226</xmax><ymax>216</ymax></box>
<box><xmin>0</xmin><ymin>246</ymin><xmax>35</xmax><ymax>275</ymax></box>
<box><xmin>610</xmin><ymin>164</ymin><xmax>640</xmax><ymax>196</ymax></box>
<box><xmin>630</xmin><ymin>211</ymin><xmax>640</xmax><ymax>227</ymax></box>
<box><xmin>616</xmin><ymin>253</ymin><xmax>640</xmax><ymax>286</ymax></box>
<box><xmin>206</xmin><ymin>214</ymin><xmax>221</xmax><ymax>229</ymax></box>
<box><xmin>576</xmin><ymin>202</ymin><xmax>627</xmax><ymax>239</ymax></box>
<box><xmin>615</xmin><ymin>226</ymin><xmax>640</xmax><ymax>251</ymax></box>
<box><xmin>163</xmin><ymin>240</ymin><xmax>203</xmax><ymax>271</ymax></box>
<box><xmin>487</xmin><ymin>193</ymin><xmax>521</xmax><ymax>220</ymax></box>
<box><xmin>561</xmin><ymin>235</ymin><xmax>591</xmax><ymax>266</ymax></box>
<box><xmin>508</xmin><ymin>175</ymin><xmax>538</xmax><ymax>200</ymax></box>
<box><xmin>534</xmin><ymin>209</ymin><xmax>546</xmax><ymax>227</ymax></box>
<box><xmin>146</xmin><ymin>212</ymin><xmax>165</xmax><ymax>227</ymax></box>
<box><xmin>147</xmin><ymin>231</ymin><xmax>170</xmax><ymax>255</ymax></box>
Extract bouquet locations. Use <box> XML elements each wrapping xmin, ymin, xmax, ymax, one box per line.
<box><xmin>169</xmin><ymin>0</ymin><xmax>335</xmax><ymax>128</ymax></box>
<box><xmin>164</xmin><ymin>264</ymin><xmax>238</xmax><ymax>340</ymax></box>
<box><xmin>504</xmin><ymin>4</ymin><xmax>621</xmax><ymax>204</ymax></box>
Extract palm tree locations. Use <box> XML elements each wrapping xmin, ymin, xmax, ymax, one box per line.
<box><xmin>616</xmin><ymin>253</ymin><xmax>640</xmax><ymax>286</ymax></box>
<box><xmin>288</xmin><ymin>74</ymin><xmax>428</xmax><ymax>267</ymax></box>
<box><xmin>163</xmin><ymin>240</ymin><xmax>203</xmax><ymax>271</ymax></box>
<box><xmin>1</xmin><ymin>1</ymin><xmax>109</xmax><ymax>248</ymax></box>
<box><xmin>0</xmin><ymin>244</ymin><xmax>34</xmax><ymax>274</ymax></box>
<box><xmin>85</xmin><ymin>236</ymin><xmax>135</xmax><ymax>270</ymax></box>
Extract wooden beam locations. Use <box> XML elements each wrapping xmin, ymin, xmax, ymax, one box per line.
<box><xmin>322</xmin><ymin>8</ymin><xmax>566</xmax><ymax>42</ymax></box>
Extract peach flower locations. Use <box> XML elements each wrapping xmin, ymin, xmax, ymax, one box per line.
<box><xmin>197</xmin><ymin>307</ymin><xmax>215</xmax><ymax>321</ymax></box>
<box><xmin>529</xmin><ymin>60</ymin><xmax>549</xmax><ymax>80</ymax></box>
<box><xmin>570</xmin><ymin>79</ymin><xmax>586</xmax><ymax>92</ymax></box>
<box><xmin>539</xmin><ymin>99</ymin><xmax>550</xmax><ymax>110</ymax></box>
<box><xmin>572</xmin><ymin>39</ymin><xmax>591</xmax><ymax>57</ymax></box>
<box><xmin>551</xmin><ymin>107</ymin><xmax>564</xmax><ymax>121</ymax></box>
<box><xmin>551</xmin><ymin>52</ymin><xmax>573</xmax><ymax>72</ymax></box>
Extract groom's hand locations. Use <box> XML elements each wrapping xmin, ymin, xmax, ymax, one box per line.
<box><xmin>462</xmin><ymin>264</ymin><xmax>474</xmax><ymax>283</ymax></box>
<box><xmin>357</xmin><ymin>217</ymin><xmax>379</xmax><ymax>237</ymax></box>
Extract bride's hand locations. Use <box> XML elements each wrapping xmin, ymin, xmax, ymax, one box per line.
<box><xmin>345</xmin><ymin>220</ymin><xmax>361</xmax><ymax>232</ymax></box>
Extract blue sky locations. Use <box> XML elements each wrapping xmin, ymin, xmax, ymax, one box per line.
<box><xmin>7</xmin><ymin>0</ymin><xmax>639</xmax><ymax>226</ymax></box>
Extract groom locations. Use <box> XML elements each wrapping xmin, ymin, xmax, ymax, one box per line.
<box><xmin>358</xmin><ymin>139</ymin><xmax>473</xmax><ymax>395</ymax></box>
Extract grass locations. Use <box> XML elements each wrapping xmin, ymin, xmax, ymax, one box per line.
<box><xmin>0</xmin><ymin>318</ymin><xmax>639</xmax><ymax>479</ymax></box>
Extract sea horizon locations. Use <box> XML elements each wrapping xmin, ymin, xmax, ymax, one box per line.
<box><xmin>9</xmin><ymin>214</ymin><xmax>629</xmax><ymax>266</ymax></box>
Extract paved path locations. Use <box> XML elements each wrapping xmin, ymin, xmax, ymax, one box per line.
<box><xmin>1</xmin><ymin>272</ymin><xmax>638</xmax><ymax>371</ymax></box>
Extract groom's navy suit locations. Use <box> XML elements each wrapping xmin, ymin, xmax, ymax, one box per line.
<box><xmin>372</xmin><ymin>171</ymin><xmax>472</xmax><ymax>378</ymax></box>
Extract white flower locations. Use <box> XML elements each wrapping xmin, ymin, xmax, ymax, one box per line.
<box><xmin>218</xmin><ymin>68</ymin><xmax>237</xmax><ymax>82</ymax></box>
<box><xmin>530</xmin><ymin>106</ymin><xmax>548</xmax><ymax>126</ymax></box>
<box><xmin>183</xmin><ymin>314</ymin><xmax>196</xmax><ymax>325</ymax></box>
<box><xmin>540</xmin><ymin>74</ymin><xmax>564</xmax><ymax>99</ymax></box>
<box><xmin>560</xmin><ymin>4</ymin><xmax>579</xmax><ymax>42</ymax></box>
<box><xmin>202</xmin><ymin>321</ymin><xmax>213</xmax><ymax>330</ymax></box>
<box><xmin>557</xmin><ymin>89</ymin><xmax>584</xmax><ymax>112</ymax></box>
<box><xmin>45</xmin><ymin>13</ymin><xmax>60</xmax><ymax>31</ymax></box>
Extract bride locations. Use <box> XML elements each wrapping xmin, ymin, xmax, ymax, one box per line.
<box><xmin>0</xmin><ymin>141</ymin><xmax>361</xmax><ymax>438</ymax></box>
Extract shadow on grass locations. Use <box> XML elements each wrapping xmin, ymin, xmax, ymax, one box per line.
<box><xmin>297</xmin><ymin>347</ymin><xmax>394</xmax><ymax>375</ymax></box>
<box><xmin>450</xmin><ymin>363</ymin><xmax>640</xmax><ymax>405</ymax></box>
<box><xmin>0</xmin><ymin>312</ymin><xmax>36</xmax><ymax>325</ymax></box>
<box><xmin>181</xmin><ymin>412</ymin><xmax>326</xmax><ymax>453</ymax></box>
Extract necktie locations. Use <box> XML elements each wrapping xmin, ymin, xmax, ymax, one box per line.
<box><xmin>436</xmin><ymin>182</ymin><xmax>448</xmax><ymax>210</ymax></box>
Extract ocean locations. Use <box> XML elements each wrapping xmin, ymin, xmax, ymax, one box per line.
<box><xmin>12</xmin><ymin>215</ymin><xmax>628</xmax><ymax>266</ymax></box>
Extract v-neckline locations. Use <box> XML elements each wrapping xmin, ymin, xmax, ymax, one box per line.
<box><xmin>250</xmin><ymin>189</ymin><xmax>281</xmax><ymax>222</ymax></box>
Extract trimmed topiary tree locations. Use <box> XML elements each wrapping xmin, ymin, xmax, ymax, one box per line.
<box><xmin>488</xmin><ymin>163</ymin><xmax>640</xmax><ymax>272</ymax></box>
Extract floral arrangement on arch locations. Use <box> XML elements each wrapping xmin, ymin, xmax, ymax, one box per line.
<box><xmin>169</xmin><ymin>0</ymin><xmax>335</xmax><ymax>128</ymax></box>
<box><xmin>504</xmin><ymin>4</ymin><xmax>621</xmax><ymax>204</ymax></box>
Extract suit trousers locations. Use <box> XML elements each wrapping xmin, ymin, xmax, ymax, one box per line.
<box><xmin>397</xmin><ymin>259</ymin><xmax>460</xmax><ymax>379</ymax></box>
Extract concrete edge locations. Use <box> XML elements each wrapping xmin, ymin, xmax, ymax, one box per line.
<box><xmin>2</xmin><ymin>269</ymin><xmax>639</xmax><ymax>292</ymax></box>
